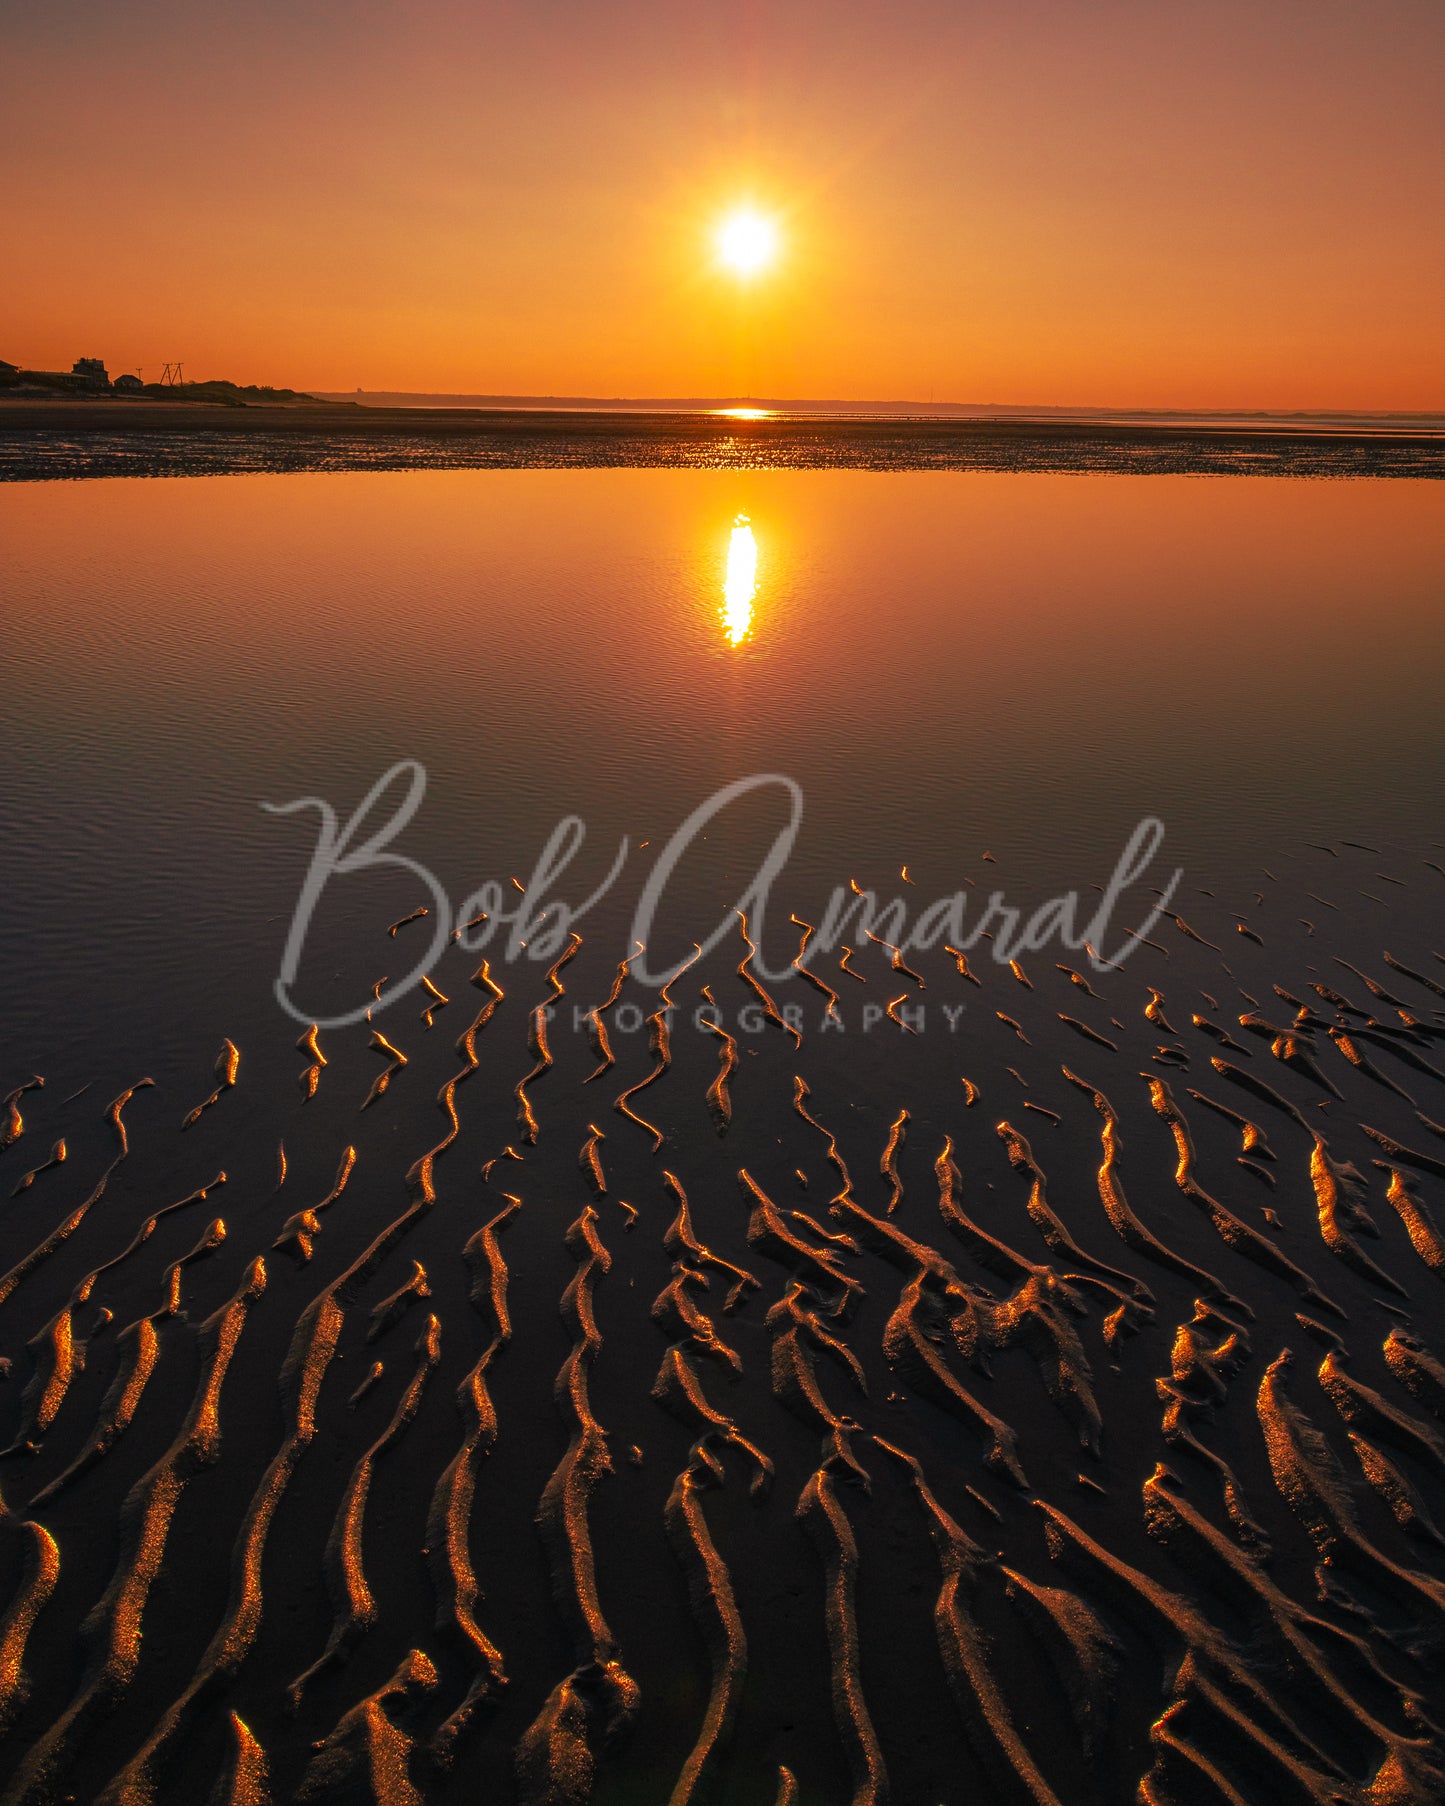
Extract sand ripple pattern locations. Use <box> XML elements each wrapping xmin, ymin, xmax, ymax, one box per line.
<box><xmin>0</xmin><ymin>840</ymin><xmax>1442</xmax><ymax>1801</ymax></box>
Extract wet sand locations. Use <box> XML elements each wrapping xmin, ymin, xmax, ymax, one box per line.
<box><xmin>2</xmin><ymin>839</ymin><xmax>1445</xmax><ymax>1803</ymax></box>
<box><xmin>3</xmin><ymin>397</ymin><xmax>1444</xmax><ymax>480</ymax></box>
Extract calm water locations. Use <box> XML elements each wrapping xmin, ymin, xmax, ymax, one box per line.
<box><xmin>4</xmin><ymin>466</ymin><xmax>1442</xmax><ymax>1076</ymax></box>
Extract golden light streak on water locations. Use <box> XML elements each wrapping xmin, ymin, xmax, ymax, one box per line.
<box><xmin>722</xmin><ymin>515</ymin><xmax>756</xmax><ymax>645</ymax></box>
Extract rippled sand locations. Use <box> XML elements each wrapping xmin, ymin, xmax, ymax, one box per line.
<box><xmin>1</xmin><ymin>839</ymin><xmax>1445</xmax><ymax>1802</ymax></box>
<box><xmin>2</xmin><ymin>402</ymin><xmax>1443</xmax><ymax>481</ymax></box>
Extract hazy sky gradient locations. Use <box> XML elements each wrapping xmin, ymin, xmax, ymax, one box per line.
<box><xmin>6</xmin><ymin>0</ymin><xmax>1443</xmax><ymax>405</ymax></box>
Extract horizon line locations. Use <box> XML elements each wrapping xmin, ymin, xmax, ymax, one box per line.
<box><xmin>312</xmin><ymin>390</ymin><xmax>1445</xmax><ymax>420</ymax></box>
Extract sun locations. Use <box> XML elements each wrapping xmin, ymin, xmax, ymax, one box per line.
<box><xmin>716</xmin><ymin>209</ymin><xmax>778</xmax><ymax>277</ymax></box>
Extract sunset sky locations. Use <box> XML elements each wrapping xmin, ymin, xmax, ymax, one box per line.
<box><xmin>7</xmin><ymin>0</ymin><xmax>1443</xmax><ymax>408</ymax></box>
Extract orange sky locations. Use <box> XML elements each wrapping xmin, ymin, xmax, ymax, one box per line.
<box><xmin>7</xmin><ymin>0</ymin><xmax>1444</xmax><ymax>408</ymax></box>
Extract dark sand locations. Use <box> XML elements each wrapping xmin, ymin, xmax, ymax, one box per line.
<box><xmin>2</xmin><ymin>838</ymin><xmax>1445</xmax><ymax>1803</ymax></box>
<box><xmin>3</xmin><ymin>396</ymin><xmax>1444</xmax><ymax>480</ymax></box>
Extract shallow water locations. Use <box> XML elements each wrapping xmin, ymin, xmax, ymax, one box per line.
<box><xmin>5</xmin><ymin>467</ymin><xmax>1442</xmax><ymax>1069</ymax></box>
<box><xmin>3</xmin><ymin>466</ymin><xmax>1445</xmax><ymax>1806</ymax></box>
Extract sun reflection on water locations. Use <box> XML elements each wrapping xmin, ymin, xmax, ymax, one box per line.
<box><xmin>722</xmin><ymin>515</ymin><xmax>757</xmax><ymax>645</ymax></box>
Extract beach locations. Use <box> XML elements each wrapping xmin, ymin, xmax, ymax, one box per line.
<box><xmin>3</xmin><ymin>460</ymin><xmax>1445</xmax><ymax>1802</ymax></box>
<box><xmin>3</xmin><ymin>396</ymin><xmax>1444</xmax><ymax>482</ymax></box>
<box><xmin>8</xmin><ymin>0</ymin><xmax>1445</xmax><ymax>1793</ymax></box>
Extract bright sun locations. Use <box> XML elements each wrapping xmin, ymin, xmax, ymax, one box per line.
<box><xmin>716</xmin><ymin>209</ymin><xmax>778</xmax><ymax>277</ymax></box>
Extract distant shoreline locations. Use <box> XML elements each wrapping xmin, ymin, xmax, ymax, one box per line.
<box><xmin>5</xmin><ymin>392</ymin><xmax>1445</xmax><ymax>430</ymax></box>
<box><xmin>2</xmin><ymin>396</ymin><xmax>1442</xmax><ymax>482</ymax></box>
<box><xmin>315</xmin><ymin>391</ymin><xmax>1445</xmax><ymax>430</ymax></box>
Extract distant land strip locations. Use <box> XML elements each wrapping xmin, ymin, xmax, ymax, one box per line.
<box><xmin>316</xmin><ymin>392</ymin><xmax>1445</xmax><ymax>425</ymax></box>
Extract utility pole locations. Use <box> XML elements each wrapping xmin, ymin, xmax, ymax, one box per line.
<box><xmin>159</xmin><ymin>361</ymin><xmax>183</xmax><ymax>387</ymax></box>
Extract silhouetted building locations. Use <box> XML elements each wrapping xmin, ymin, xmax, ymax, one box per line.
<box><xmin>4</xmin><ymin>356</ymin><xmax>117</xmax><ymax>392</ymax></box>
<box><xmin>113</xmin><ymin>373</ymin><xmax>144</xmax><ymax>393</ymax></box>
